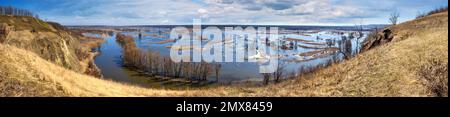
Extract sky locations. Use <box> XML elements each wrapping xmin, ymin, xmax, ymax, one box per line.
<box><xmin>1</xmin><ymin>0</ymin><xmax>448</xmax><ymax>25</ymax></box>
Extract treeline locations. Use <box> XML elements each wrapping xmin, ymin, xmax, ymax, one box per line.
<box><xmin>417</xmin><ymin>6</ymin><xmax>448</xmax><ymax>19</ymax></box>
<box><xmin>116</xmin><ymin>33</ymin><xmax>221</xmax><ymax>81</ymax></box>
<box><xmin>0</xmin><ymin>6</ymin><xmax>38</xmax><ymax>18</ymax></box>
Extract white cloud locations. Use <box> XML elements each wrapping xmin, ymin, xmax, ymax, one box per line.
<box><xmin>198</xmin><ymin>9</ymin><xmax>208</xmax><ymax>14</ymax></box>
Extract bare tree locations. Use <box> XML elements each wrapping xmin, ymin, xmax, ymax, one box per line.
<box><xmin>354</xmin><ymin>18</ymin><xmax>365</xmax><ymax>54</ymax></box>
<box><xmin>338</xmin><ymin>36</ymin><xmax>352</xmax><ymax>60</ymax></box>
<box><xmin>273</xmin><ymin>62</ymin><xmax>285</xmax><ymax>83</ymax></box>
<box><xmin>262</xmin><ymin>73</ymin><xmax>271</xmax><ymax>85</ymax></box>
<box><xmin>416</xmin><ymin>11</ymin><xmax>426</xmax><ymax>19</ymax></box>
<box><xmin>389</xmin><ymin>10</ymin><xmax>400</xmax><ymax>25</ymax></box>
<box><xmin>215</xmin><ymin>64</ymin><xmax>222</xmax><ymax>82</ymax></box>
<box><xmin>116</xmin><ymin>33</ymin><xmax>219</xmax><ymax>81</ymax></box>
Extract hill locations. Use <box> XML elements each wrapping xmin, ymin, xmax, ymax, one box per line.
<box><xmin>0</xmin><ymin>15</ymin><xmax>103</xmax><ymax>76</ymax></box>
<box><xmin>276</xmin><ymin>11</ymin><xmax>448</xmax><ymax>96</ymax></box>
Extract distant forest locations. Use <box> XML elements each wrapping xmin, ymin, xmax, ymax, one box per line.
<box><xmin>0</xmin><ymin>6</ymin><xmax>38</xmax><ymax>18</ymax></box>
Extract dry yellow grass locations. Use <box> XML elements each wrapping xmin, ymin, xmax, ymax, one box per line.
<box><xmin>0</xmin><ymin>44</ymin><xmax>187</xmax><ymax>96</ymax></box>
<box><xmin>0</xmin><ymin>11</ymin><xmax>447</xmax><ymax>97</ymax></box>
<box><xmin>272</xmin><ymin>12</ymin><xmax>448</xmax><ymax>97</ymax></box>
<box><xmin>1</xmin><ymin>16</ymin><xmax>84</xmax><ymax>72</ymax></box>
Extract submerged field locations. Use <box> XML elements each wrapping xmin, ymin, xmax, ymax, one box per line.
<box><xmin>84</xmin><ymin>27</ymin><xmax>369</xmax><ymax>88</ymax></box>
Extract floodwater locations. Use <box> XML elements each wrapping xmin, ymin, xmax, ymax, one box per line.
<box><xmin>87</xmin><ymin>27</ymin><xmax>369</xmax><ymax>87</ymax></box>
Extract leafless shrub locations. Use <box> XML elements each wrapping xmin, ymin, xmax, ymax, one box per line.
<box><xmin>429</xmin><ymin>6</ymin><xmax>448</xmax><ymax>14</ymax></box>
<box><xmin>418</xmin><ymin>59</ymin><xmax>448</xmax><ymax>97</ymax></box>
<box><xmin>262</xmin><ymin>73</ymin><xmax>271</xmax><ymax>85</ymax></box>
<box><xmin>273</xmin><ymin>62</ymin><xmax>285</xmax><ymax>83</ymax></box>
<box><xmin>75</xmin><ymin>47</ymin><xmax>89</xmax><ymax>61</ymax></box>
<box><xmin>416</xmin><ymin>11</ymin><xmax>427</xmax><ymax>19</ymax></box>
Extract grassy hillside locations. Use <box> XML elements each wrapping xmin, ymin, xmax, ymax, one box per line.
<box><xmin>278</xmin><ymin>11</ymin><xmax>448</xmax><ymax>97</ymax></box>
<box><xmin>0</xmin><ymin>11</ymin><xmax>447</xmax><ymax>97</ymax></box>
<box><xmin>0</xmin><ymin>44</ymin><xmax>185</xmax><ymax>96</ymax></box>
<box><xmin>0</xmin><ymin>15</ymin><xmax>103</xmax><ymax>75</ymax></box>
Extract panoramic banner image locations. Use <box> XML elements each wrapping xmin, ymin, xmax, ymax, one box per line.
<box><xmin>0</xmin><ymin>0</ymin><xmax>448</xmax><ymax>115</ymax></box>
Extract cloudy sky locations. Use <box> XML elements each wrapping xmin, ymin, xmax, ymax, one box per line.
<box><xmin>1</xmin><ymin>0</ymin><xmax>448</xmax><ymax>25</ymax></box>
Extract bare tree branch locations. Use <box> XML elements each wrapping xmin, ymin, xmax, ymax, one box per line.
<box><xmin>389</xmin><ymin>10</ymin><xmax>400</xmax><ymax>25</ymax></box>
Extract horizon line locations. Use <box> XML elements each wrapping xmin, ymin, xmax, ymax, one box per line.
<box><xmin>64</xmin><ymin>23</ymin><xmax>388</xmax><ymax>27</ymax></box>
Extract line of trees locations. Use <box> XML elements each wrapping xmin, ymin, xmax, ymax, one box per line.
<box><xmin>261</xmin><ymin>54</ymin><xmax>339</xmax><ymax>85</ymax></box>
<box><xmin>0</xmin><ymin>6</ymin><xmax>38</xmax><ymax>18</ymax></box>
<box><xmin>417</xmin><ymin>6</ymin><xmax>448</xmax><ymax>19</ymax></box>
<box><xmin>116</xmin><ymin>33</ymin><xmax>221</xmax><ymax>81</ymax></box>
